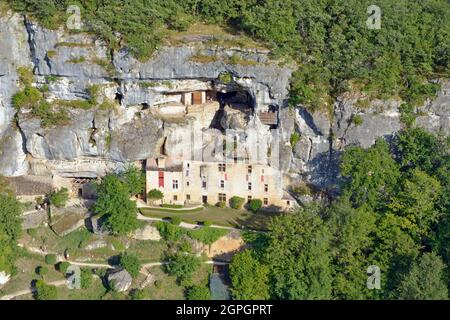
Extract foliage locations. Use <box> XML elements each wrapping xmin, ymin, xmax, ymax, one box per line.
<box><xmin>92</xmin><ymin>174</ymin><xmax>139</xmax><ymax>235</ymax></box>
<box><xmin>57</xmin><ymin>261</ymin><xmax>70</xmax><ymax>274</ymax></box>
<box><xmin>186</xmin><ymin>285</ymin><xmax>211</xmax><ymax>300</ymax></box>
<box><xmin>171</xmin><ymin>216</ymin><xmax>182</xmax><ymax>226</ymax></box>
<box><xmin>187</xmin><ymin>227</ymin><xmax>228</xmax><ymax>245</ymax></box>
<box><xmin>215</xmin><ymin>201</ymin><xmax>226</xmax><ymax>208</ymax></box>
<box><xmin>350</xmin><ymin>114</ymin><xmax>363</xmax><ymax>126</ymax></box>
<box><xmin>45</xmin><ymin>254</ymin><xmax>57</xmax><ymax>265</ymax></box>
<box><xmin>290</xmin><ymin>132</ymin><xmax>300</xmax><ymax>149</ymax></box>
<box><xmin>120</xmin><ymin>166</ymin><xmax>146</xmax><ymax>197</ymax></box>
<box><xmin>0</xmin><ymin>181</ymin><xmax>22</xmax><ymax>274</ymax></box>
<box><xmin>218</xmin><ymin>72</ymin><xmax>233</xmax><ymax>84</ymax></box>
<box><xmin>129</xmin><ymin>288</ymin><xmax>147</xmax><ymax>300</ymax></box>
<box><xmin>119</xmin><ymin>253</ymin><xmax>141</xmax><ymax>278</ymax></box>
<box><xmin>80</xmin><ymin>268</ymin><xmax>92</xmax><ymax>289</ymax></box>
<box><xmin>34</xmin><ymin>279</ymin><xmax>58</xmax><ymax>300</ymax></box>
<box><xmin>248</xmin><ymin>199</ymin><xmax>262</xmax><ymax>213</ymax></box>
<box><xmin>396</xmin><ymin>253</ymin><xmax>448</xmax><ymax>300</ymax></box>
<box><xmin>229</xmin><ymin>196</ymin><xmax>245</xmax><ymax>209</ymax></box>
<box><xmin>49</xmin><ymin>187</ymin><xmax>69</xmax><ymax>208</ymax></box>
<box><xmin>147</xmin><ymin>189</ymin><xmax>164</xmax><ymax>203</ymax></box>
<box><xmin>165</xmin><ymin>252</ymin><xmax>201</xmax><ymax>283</ymax></box>
<box><xmin>264</xmin><ymin>204</ymin><xmax>333</xmax><ymax>299</ymax></box>
<box><xmin>229</xmin><ymin>250</ymin><xmax>270</xmax><ymax>300</ymax></box>
<box><xmin>155</xmin><ymin>221</ymin><xmax>186</xmax><ymax>242</ymax></box>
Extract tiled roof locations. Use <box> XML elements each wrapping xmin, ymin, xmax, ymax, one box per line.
<box><xmin>258</xmin><ymin>111</ymin><xmax>278</xmax><ymax>125</ymax></box>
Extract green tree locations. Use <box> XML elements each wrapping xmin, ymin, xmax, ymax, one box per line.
<box><xmin>45</xmin><ymin>254</ymin><xmax>57</xmax><ymax>265</ymax></box>
<box><xmin>93</xmin><ymin>175</ymin><xmax>139</xmax><ymax>235</ymax></box>
<box><xmin>264</xmin><ymin>204</ymin><xmax>333</xmax><ymax>299</ymax></box>
<box><xmin>165</xmin><ymin>253</ymin><xmax>201</xmax><ymax>283</ymax></box>
<box><xmin>49</xmin><ymin>187</ymin><xmax>69</xmax><ymax>208</ymax></box>
<box><xmin>229</xmin><ymin>250</ymin><xmax>270</xmax><ymax>300</ymax></box>
<box><xmin>186</xmin><ymin>285</ymin><xmax>211</xmax><ymax>300</ymax></box>
<box><xmin>341</xmin><ymin>139</ymin><xmax>400</xmax><ymax>209</ymax></box>
<box><xmin>80</xmin><ymin>268</ymin><xmax>92</xmax><ymax>289</ymax></box>
<box><xmin>121</xmin><ymin>166</ymin><xmax>146</xmax><ymax>196</ymax></box>
<box><xmin>119</xmin><ymin>253</ymin><xmax>141</xmax><ymax>278</ymax></box>
<box><xmin>34</xmin><ymin>279</ymin><xmax>58</xmax><ymax>300</ymax></box>
<box><xmin>147</xmin><ymin>188</ymin><xmax>163</xmax><ymax>205</ymax></box>
<box><xmin>396</xmin><ymin>252</ymin><xmax>448</xmax><ymax>300</ymax></box>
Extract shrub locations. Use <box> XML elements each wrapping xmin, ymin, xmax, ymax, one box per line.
<box><xmin>57</xmin><ymin>261</ymin><xmax>71</xmax><ymax>274</ymax></box>
<box><xmin>161</xmin><ymin>203</ymin><xmax>184</xmax><ymax>209</ymax></box>
<box><xmin>351</xmin><ymin>114</ymin><xmax>363</xmax><ymax>126</ymax></box>
<box><xmin>12</xmin><ymin>85</ymin><xmax>42</xmax><ymax>110</ymax></box>
<box><xmin>218</xmin><ymin>72</ymin><xmax>233</xmax><ymax>84</ymax></box>
<box><xmin>186</xmin><ymin>285</ymin><xmax>211</xmax><ymax>300</ymax></box>
<box><xmin>216</xmin><ymin>201</ymin><xmax>226</xmax><ymax>208</ymax></box>
<box><xmin>155</xmin><ymin>221</ymin><xmax>185</xmax><ymax>242</ymax></box>
<box><xmin>129</xmin><ymin>288</ymin><xmax>147</xmax><ymax>300</ymax></box>
<box><xmin>290</xmin><ymin>132</ymin><xmax>301</xmax><ymax>148</ymax></box>
<box><xmin>119</xmin><ymin>253</ymin><xmax>141</xmax><ymax>278</ymax></box>
<box><xmin>171</xmin><ymin>216</ymin><xmax>182</xmax><ymax>226</ymax></box>
<box><xmin>248</xmin><ymin>199</ymin><xmax>262</xmax><ymax>213</ymax></box>
<box><xmin>154</xmin><ymin>280</ymin><xmax>162</xmax><ymax>288</ymax></box>
<box><xmin>49</xmin><ymin>187</ymin><xmax>69</xmax><ymax>208</ymax></box>
<box><xmin>188</xmin><ymin>227</ymin><xmax>228</xmax><ymax>245</ymax></box>
<box><xmin>165</xmin><ymin>253</ymin><xmax>201</xmax><ymax>283</ymax></box>
<box><xmin>34</xmin><ymin>280</ymin><xmax>58</xmax><ymax>300</ymax></box>
<box><xmin>229</xmin><ymin>196</ymin><xmax>245</xmax><ymax>209</ymax></box>
<box><xmin>80</xmin><ymin>268</ymin><xmax>92</xmax><ymax>289</ymax></box>
<box><xmin>36</xmin><ymin>265</ymin><xmax>48</xmax><ymax>278</ymax></box>
<box><xmin>45</xmin><ymin>254</ymin><xmax>57</xmax><ymax>265</ymax></box>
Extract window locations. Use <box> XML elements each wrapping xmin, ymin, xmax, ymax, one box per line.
<box><xmin>186</xmin><ymin>194</ymin><xmax>191</xmax><ymax>201</ymax></box>
<box><xmin>218</xmin><ymin>163</ymin><xmax>226</xmax><ymax>172</ymax></box>
<box><xmin>202</xmin><ymin>180</ymin><xmax>207</xmax><ymax>188</ymax></box>
<box><xmin>220</xmin><ymin>180</ymin><xmax>225</xmax><ymax>188</ymax></box>
<box><xmin>186</xmin><ymin>170</ymin><xmax>189</xmax><ymax>177</ymax></box>
<box><xmin>158</xmin><ymin>171</ymin><xmax>164</xmax><ymax>188</ymax></box>
<box><xmin>247</xmin><ymin>165</ymin><xmax>252</xmax><ymax>174</ymax></box>
<box><xmin>264</xmin><ymin>184</ymin><xmax>268</xmax><ymax>192</ymax></box>
<box><xmin>172</xmin><ymin>180</ymin><xmax>178</xmax><ymax>189</ymax></box>
<box><xmin>186</xmin><ymin>181</ymin><xmax>190</xmax><ymax>187</ymax></box>
<box><xmin>218</xmin><ymin>193</ymin><xmax>226</xmax><ymax>202</ymax></box>
<box><xmin>187</xmin><ymin>163</ymin><xmax>190</xmax><ymax>168</ymax></box>
<box><xmin>286</xmin><ymin>200</ymin><xmax>290</xmax><ymax>206</ymax></box>
<box><xmin>264</xmin><ymin>198</ymin><xmax>268</xmax><ymax>205</ymax></box>
<box><xmin>173</xmin><ymin>195</ymin><xmax>178</xmax><ymax>201</ymax></box>
<box><xmin>247</xmin><ymin>196</ymin><xmax>252</xmax><ymax>203</ymax></box>
<box><xmin>248</xmin><ymin>182</ymin><xmax>252</xmax><ymax>191</ymax></box>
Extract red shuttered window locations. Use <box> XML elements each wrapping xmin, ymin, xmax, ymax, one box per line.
<box><xmin>158</xmin><ymin>171</ymin><xmax>164</xmax><ymax>188</ymax></box>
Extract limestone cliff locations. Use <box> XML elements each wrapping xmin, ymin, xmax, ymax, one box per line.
<box><xmin>0</xmin><ymin>11</ymin><xmax>449</xmax><ymax>194</ymax></box>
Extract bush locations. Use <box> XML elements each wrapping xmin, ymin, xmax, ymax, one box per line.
<box><xmin>351</xmin><ymin>114</ymin><xmax>363</xmax><ymax>126</ymax></box>
<box><xmin>49</xmin><ymin>188</ymin><xmax>69</xmax><ymax>208</ymax></box>
<box><xmin>186</xmin><ymin>285</ymin><xmax>211</xmax><ymax>300</ymax></box>
<box><xmin>80</xmin><ymin>268</ymin><xmax>92</xmax><ymax>289</ymax></box>
<box><xmin>171</xmin><ymin>216</ymin><xmax>182</xmax><ymax>226</ymax></box>
<box><xmin>155</xmin><ymin>221</ymin><xmax>185</xmax><ymax>242</ymax></box>
<box><xmin>57</xmin><ymin>261</ymin><xmax>70</xmax><ymax>274</ymax></box>
<box><xmin>216</xmin><ymin>201</ymin><xmax>226</xmax><ymax>208</ymax></box>
<box><xmin>229</xmin><ymin>196</ymin><xmax>245</xmax><ymax>209</ymax></box>
<box><xmin>188</xmin><ymin>227</ymin><xmax>228</xmax><ymax>245</ymax></box>
<box><xmin>161</xmin><ymin>203</ymin><xmax>184</xmax><ymax>209</ymax></box>
<box><xmin>290</xmin><ymin>132</ymin><xmax>301</xmax><ymax>148</ymax></box>
<box><xmin>248</xmin><ymin>199</ymin><xmax>262</xmax><ymax>213</ymax></box>
<box><xmin>34</xmin><ymin>280</ymin><xmax>58</xmax><ymax>300</ymax></box>
<box><xmin>119</xmin><ymin>253</ymin><xmax>141</xmax><ymax>278</ymax></box>
<box><xmin>36</xmin><ymin>265</ymin><xmax>48</xmax><ymax>278</ymax></box>
<box><xmin>45</xmin><ymin>254</ymin><xmax>57</xmax><ymax>265</ymax></box>
<box><xmin>165</xmin><ymin>253</ymin><xmax>201</xmax><ymax>283</ymax></box>
<box><xmin>218</xmin><ymin>72</ymin><xmax>233</xmax><ymax>84</ymax></box>
<box><xmin>129</xmin><ymin>288</ymin><xmax>147</xmax><ymax>300</ymax></box>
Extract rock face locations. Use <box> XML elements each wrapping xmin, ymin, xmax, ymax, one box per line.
<box><xmin>0</xmin><ymin>271</ymin><xmax>11</xmax><ymax>286</ymax></box>
<box><xmin>0</xmin><ymin>11</ymin><xmax>449</xmax><ymax>195</ymax></box>
<box><xmin>108</xmin><ymin>269</ymin><xmax>132</xmax><ymax>292</ymax></box>
<box><xmin>131</xmin><ymin>224</ymin><xmax>161</xmax><ymax>241</ymax></box>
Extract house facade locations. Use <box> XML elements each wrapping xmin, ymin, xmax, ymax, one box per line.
<box><xmin>146</xmin><ymin>156</ymin><xmax>295</xmax><ymax>211</ymax></box>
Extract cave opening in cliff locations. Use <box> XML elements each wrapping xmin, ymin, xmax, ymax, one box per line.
<box><xmin>115</xmin><ymin>92</ymin><xmax>123</xmax><ymax>105</ymax></box>
<box><xmin>141</xmin><ymin>102</ymin><xmax>150</xmax><ymax>110</ymax></box>
<box><xmin>210</xmin><ymin>90</ymin><xmax>254</xmax><ymax>131</ymax></box>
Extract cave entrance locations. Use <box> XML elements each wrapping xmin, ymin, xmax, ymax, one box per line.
<box><xmin>115</xmin><ymin>92</ymin><xmax>123</xmax><ymax>105</ymax></box>
<box><xmin>210</xmin><ymin>90</ymin><xmax>254</xmax><ymax>131</ymax></box>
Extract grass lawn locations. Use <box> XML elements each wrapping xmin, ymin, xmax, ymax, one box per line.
<box><xmin>140</xmin><ymin>206</ymin><xmax>279</xmax><ymax>230</ymax></box>
<box><xmin>0</xmin><ymin>251</ymin><xmax>65</xmax><ymax>298</ymax></box>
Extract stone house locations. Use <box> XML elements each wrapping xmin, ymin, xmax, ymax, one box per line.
<box><xmin>145</xmin><ymin>156</ymin><xmax>295</xmax><ymax>211</ymax></box>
